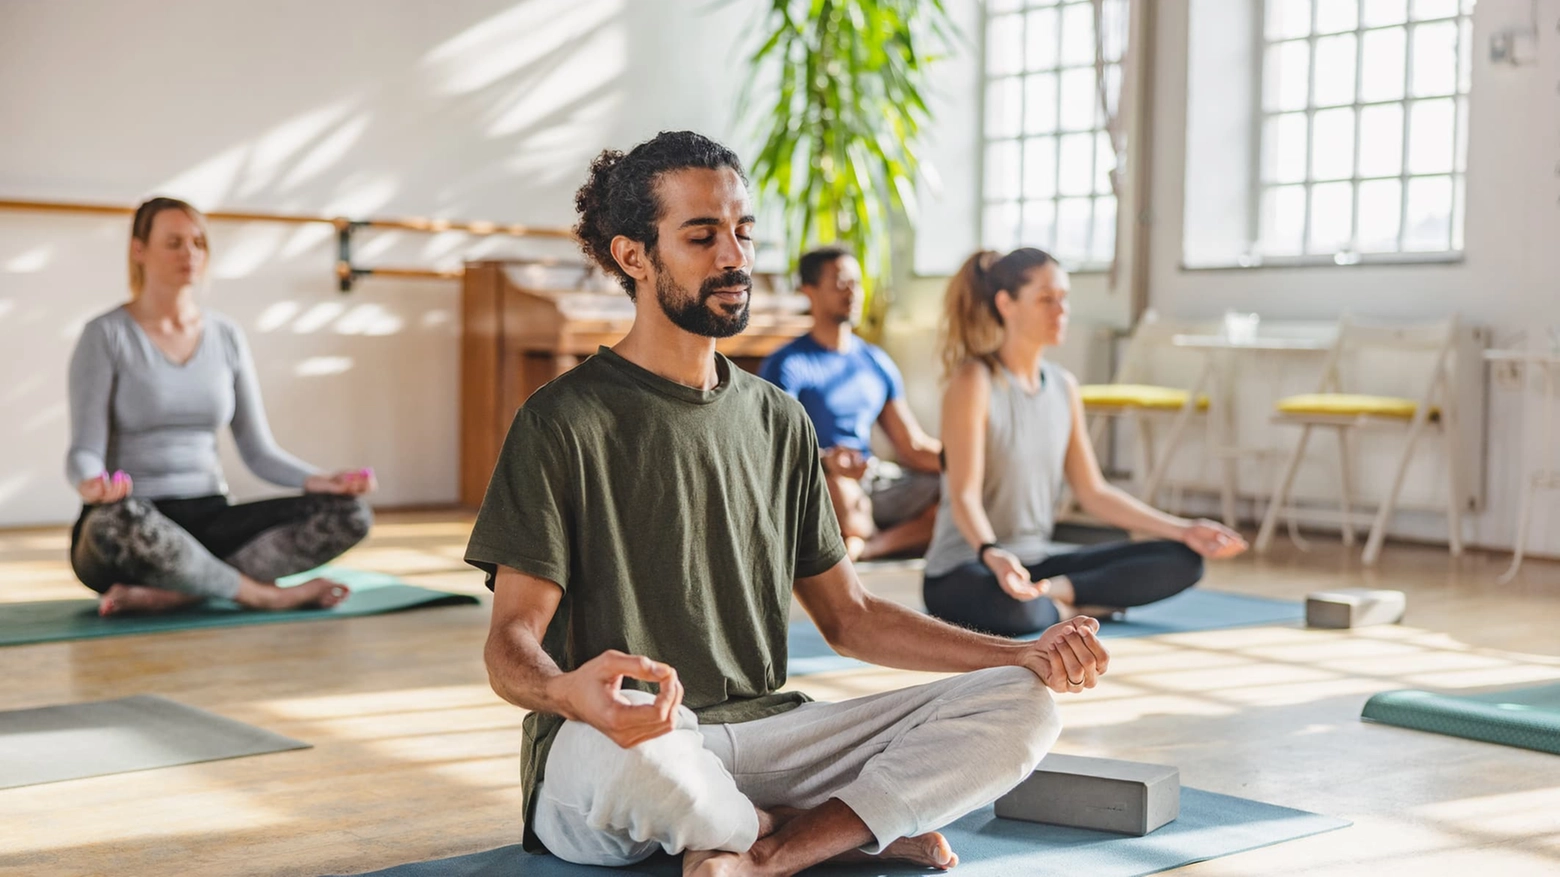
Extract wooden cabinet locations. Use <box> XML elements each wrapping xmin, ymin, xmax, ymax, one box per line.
<box><xmin>459</xmin><ymin>261</ymin><xmax>811</xmax><ymax>507</ymax></box>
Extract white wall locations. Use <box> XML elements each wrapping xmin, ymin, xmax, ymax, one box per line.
<box><xmin>0</xmin><ymin>0</ymin><xmax>762</xmax><ymax>526</ymax></box>
<box><xmin>1149</xmin><ymin>0</ymin><xmax>1560</xmax><ymax>553</ymax></box>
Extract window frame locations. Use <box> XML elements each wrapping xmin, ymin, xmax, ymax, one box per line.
<box><xmin>1250</xmin><ymin>0</ymin><xmax>1474</xmax><ymax>267</ymax></box>
<box><xmin>978</xmin><ymin>0</ymin><xmax>1128</xmax><ymax>273</ymax></box>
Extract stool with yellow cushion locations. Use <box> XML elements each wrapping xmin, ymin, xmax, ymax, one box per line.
<box><xmin>1079</xmin><ymin>384</ymin><xmax>1211</xmax><ymax>413</ymax></box>
<box><xmin>1255</xmin><ymin>317</ymin><xmax>1464</xmax><ymax>566</ymax></box>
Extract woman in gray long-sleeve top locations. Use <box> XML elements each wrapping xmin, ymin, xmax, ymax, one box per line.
<box><xmin>66</xmin><ymin>197</ymin><xmax>376</xmax><ymax>615</ymax></box>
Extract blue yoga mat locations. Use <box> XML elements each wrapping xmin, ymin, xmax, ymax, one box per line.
<box><xmin>789</xmin><ymin>588</ymin><xmax>1304</xmax><ymax>676</ymax></box>
<box><xmin>0</xmin><ymin>567</ymin><xmax>478</xmax><ymax>647</ymax></box>
<box><xmin>341</xmin><ymin>787</ymin><xmax>1347</xmax><ymax>876</ymax></box>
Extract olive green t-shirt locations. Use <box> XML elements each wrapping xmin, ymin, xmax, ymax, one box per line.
<box><xmin>464</xmin><ymin>346</ymin><xmax>847</xmax><ymax>851</ymax></box>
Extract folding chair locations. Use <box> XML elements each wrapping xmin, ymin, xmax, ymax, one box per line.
<box><xmin>1254</xmin><ymin>315</ymin><xmax>1464</xmax><ymax>565</ymax></box>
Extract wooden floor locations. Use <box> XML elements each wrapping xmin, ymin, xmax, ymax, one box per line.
<box><xmin>2</xmin><ymin>512</ymin><xmax>1558</xmax><ymax>876</ymax></box>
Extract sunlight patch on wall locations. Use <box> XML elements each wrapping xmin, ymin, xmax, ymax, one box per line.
<box><xmin>237</xmin><ymin>101</ymin><xmax>357</xmax><ymax>198</ymax></box>
<box><xmin>279</xmin><ymin>113</ymin><xmax>372</xmax><ymax>192</ymax></box>
<box><xmin>22</xmin><ymin>402</ymin><xmax>65</xmax><ymax>433</ymax></box>
<box><xmin>353</xmin><ymin>231</ymin><xmax>403</xmax><ymax>263</ymax></box>
<box><xmin>278</xmin><ymin>223</ymin><xmax>336</xmax><ymax>260</ymax></box>
<box><xmin>212</xmin><ymin>224</ymin><xmax>287</xmax><ymax>279</ymax></box>
<box><xmin>294</xmin><ymin>356</ymin><xmax>354</xmax><ymax>377</ymax></box>
<box><xmin>485</xmin><ymin>25</ymin><xmax>626</xmax><ymax>139</ymax></box>
<box><xmin>324</xmin><ymin>174</ymin><xmax>400</xmax><ymax>219</ymax></box>
<box><xmin>156</xmin><ymin>143</ymin><xmax>248</xmax><ymax>207</ymax></box>
<box><xmin>333</xmin><ymin>303</ymin><xmax>404</xmax><ymax>336</ymax></box>
<box><xmin>256</xmin><ymin>301</ymin><xmax>301</xmax><ymax>333</ymax></box>
<box><xmin>421</xmin><ymin>0</ymin><xmax>623</xmax><ymax>96</ymax></box>
<box><xmin>291</xmin><ymin>302</ymin><xmax>346</xmax><ymax>334</ymax></box>
<box><xmin>4</xmin><ymin>247</ymin><xmax>52</xmax><ymax>273</ymax></box>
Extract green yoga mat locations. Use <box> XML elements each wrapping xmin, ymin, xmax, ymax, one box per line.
<box><xmin>0</xmin><ymin>694</ymin><xmax>309</xmax><ymax>789</ymax></box>
<box><xmin>1361</xmin><ymin>682</ymin><xmax>1560</xmax><ymax>755</ymax></box>
<box><xmin>0</xmin><ymin>567</ymin><xmax>479</xmax><ymax>647</ymax></box>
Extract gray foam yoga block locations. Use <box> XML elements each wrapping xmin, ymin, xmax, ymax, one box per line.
<box><xmin>1306</xmin><ymin>588</ymin><xmax>1406</xmax><ymax>629</ymax></box>
<box><xmin>994</xmin><ymin>753</ymin><xmax>1180</xmax><ymax>836</ymax></box>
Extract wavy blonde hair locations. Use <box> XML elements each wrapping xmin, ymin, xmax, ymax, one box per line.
<box><xmin>938</xmin><ymin>247</ymin><xmax>1055</xmax><ymax>379</ymax></box>
<box><xmin>128</xmin><ymin>197</ymin><xmax>208</xmax><ymax>300</ymax></box>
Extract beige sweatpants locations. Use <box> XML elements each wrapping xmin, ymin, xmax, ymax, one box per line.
<box><xmin>531</xmin><ymin>666</ymin><xmax>1060</xmax><ymax>867</ymax></box>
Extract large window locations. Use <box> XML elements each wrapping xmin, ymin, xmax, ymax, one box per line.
<box><xmin>1258</xmin><ymin>0</ymin><xmax>1473</xmax><ymax>261</ymax></box>
<box><xmin>982</xmin><ymin>0</ymin><xmax>1128</xmax><ymax>269</ymax></box>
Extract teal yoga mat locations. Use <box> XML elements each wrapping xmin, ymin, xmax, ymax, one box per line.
<box><xmin>1361</xmin><ymin>682</ymin><xmax>1560</xmax><ymax>755</ymax></box>
<box><xmin>339</xmin><ymin>788</ymin><xmax>1348</xmax><ymax>876</ymax></box>
<box><xmin>0</xmin><ymin>567</ymin><xmax>478</xmax><ymax>647</ymax></box>
<box><xmin>788</xmin><ymin>588</ymin><xmax>1304</xmax><ymax>676</ymax></box>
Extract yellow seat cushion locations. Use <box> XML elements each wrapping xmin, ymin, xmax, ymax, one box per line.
<box><xmin>1275</xmin><ymin>393</ymin><xmax>1438</xmax><ymax>420</ymax></box>
<box><xmin>1079</xmin><ymin>384</ymin><xmax>1210</xmax><ymax>412</ymax></box>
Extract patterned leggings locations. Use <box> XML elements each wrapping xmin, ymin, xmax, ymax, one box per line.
<box><xmin>70</xmin><ymin>494</ymin><xmax>373</xmax><ymax>600</ymax></box>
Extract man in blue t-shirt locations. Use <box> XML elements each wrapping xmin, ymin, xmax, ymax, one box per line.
<box><xmin>761</xmin><ymin>247</ymin><xmax>942</xmax><ymax>560</ymax></box>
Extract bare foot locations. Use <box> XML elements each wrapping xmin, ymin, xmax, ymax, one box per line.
<box><xmin>682</xmin><ymin>849</ymin><xmax>745</xmax><ymax>877</ymax></box>
<box><xmin>98</xmin><ymin>584</ymin><xmax>201</xmax><ymax>616</ymax></box>
<box><xmin>834</xmin><ymin>831</ymin><xmax>959</xmax><ymax>870</ymax></box>
<box><xmin>240</xmin><ymin>577</ymin><xmax>351</xmax><ymax>611</ymax></box>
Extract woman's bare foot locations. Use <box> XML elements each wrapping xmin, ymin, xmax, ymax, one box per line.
<box><xmin>98</xmin><ymin>584</ymin><xmax>201</xmax><ymax>616</ymax></box>
<box><xmin>834</xmin><ymin>831</ymin><xmax>959</xmax><ymax>870</ymax></box>
<box><xmin>236</xmin><ymin>577</ymin><xmax>350</xmax><ymax>611</ymax></box>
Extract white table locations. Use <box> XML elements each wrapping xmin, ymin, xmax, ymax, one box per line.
<box><xmin>1484</xmin><ymin>349</ymin><xmax>1560</xmax><ymax>583</ymax></box>
<box><xmin>1140</xmin><ymin>334</ymin><xmax>1330</xmax><ymax>526</ymax></box>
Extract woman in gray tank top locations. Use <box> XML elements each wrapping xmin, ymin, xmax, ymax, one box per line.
<box><xmin>65</xmin><ymin>198</ymin><xmax>376</xmax><ymax>615</ymax></box>
<box><xmin>922</xmin><ymin>249</ymin><xmax>1247</xmax><ymax>636</ymax></box>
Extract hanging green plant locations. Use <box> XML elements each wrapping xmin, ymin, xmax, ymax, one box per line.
<box><xmin>738</xmin><ymin>0</ymin><xmax>955</xmax><ymax>332</ymax></box>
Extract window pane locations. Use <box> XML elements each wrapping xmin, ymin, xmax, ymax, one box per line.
<box><xmin>1025</xmin><ymin>8</ymin><xmax>1060</xmax><ymax>71</ymax></box>
<box><xmin>1315</xmin><ymin>0</ymin><xmax>1358</xmax><ymax>33</ymax></box>
<box><xmin>1312</xmin><ymin>107</ymin><xmax>1356</xmax><ymax>180</ymax></box>
<box><xmin>1403</xmin><ymin>175</ymin><xmax>1452</xmax><ymax>250</ymax></box>
<box><xmin>1407</xmin><ymin>98</ymin><xmax>1455</xmax><ymax>173</ymax></box>
<box><xmin>1060</xmin><ymin>67</ymin><xmax>1096</xmax><ymax>131</ymax></box>
<box><xmin>1357</xmin><ymin>103</ymin><xmax>1405</xmax><ymax>176</ymax></box>
<box><xmin>987</xmin><ymin>14</ymin><xmax>1024</xmax><ymax>75</ymax></box>
<box><xmin>985</xmin><ymin>140</ymin><xmax>1020</xmax><ymax>200</ymax></box>
<box><xmin>1362</xmin><ymin>0</ymin><xmax>1407</xmax><ymax>26</ymax></box>
<box><xmin>1266</xmin><ymin>0</ymin><xmax>1312</xmax><ymax>40</ymax></box>
<box><xmin>983</xmin><ymin>201</ymin><xmax>1021</xmax><ymax>250</ymax></box>
<box><xmin>1264</xmin><ymin>40</ymin><xmax>1311</xmax><ymax>112</ymax></box>
<box><xmin>1411</xmin><ymin>22</ymin><xmax>1457</xmax><ymax>96</ymax></box>
<box><xmin>1308</xmin><ymin>181</ymin><xmax>1354</xmax><ymax>254</ymax></box>
<box><xmin>1263</xmin><ymin>113</ymin><xmax>1309</xmax><ymax>183</ymax></box>
<box><xmin>1411</xmin><ymin>0</ymin><xmax>1458</xmax><ymax>18</ymax></box>
<box><xmin>1095</xmin><ymin>131</ymin><xmax>1117</xmax><ymax>194</ymax></box>
<box><xmin>1060</xmin><ymin>3</ymin><xmax>1095</xmax><ymax>66</ymax></box>
<box><xmin>1024</xmin><ymin>137</ymin><xmax>1058</xmax><ymax>199</ymax></box>
<box><xmin>1056</xmin><ymin>197</ymin><xmax>1093</xmax><ymax>262</ymax></box>
<box><xmin>1091</xmin><ymin>195</ymin><xmax>1118</xmax><ymax>262</ymax></box>
<box><xmin>1022</xmin><ymin>199</ymin><xmax>1057</xmax><ymax>250</ymax></box>
<box><xmin>1451</xmin><ymin>174</ymin><xmax>1465</xmax><ymax>250</ymax></box>
<box><xmin>1101</xmin><ymin>0</ymin><xmax>1130</xmax><ymax>64</ymax></box>
<box><xmin>1313</xmin><ymin>34</ymin><xmax>1358</xmax><ymax>106</ymax></box>
<box><xmin>986</xmin><ymin>77</ymin><xmax>1023</xmax><ymax>139</ymax></box>
<box><xmin>1058</xmin><ymin>132</ymin><xmax>1094</xmax><ymax>195</ymax></box>
<box><xmin>1360</xmin><ymin>27</ymin><xmax>1407</xmax><ymax>101</ymax></box>
<box><xmin>1025</xmin><ymin>73</ymin><xmax>1059</xmax><ymax>134</ymax></box>
<box><xmin>1260</xmin><ymin>185</ymin><xmax>1308</xmax><ymax>256</ymax></box>
<box><xmin>1356</xmin><ymin>179</ymin><xmax>1402</xmax><ymax>251</ymax></box>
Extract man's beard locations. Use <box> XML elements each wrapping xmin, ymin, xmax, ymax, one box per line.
<box><xmin>652</xmin><ymin>255</ymin><xmax>752</xmax><ymax>339</ymax></box>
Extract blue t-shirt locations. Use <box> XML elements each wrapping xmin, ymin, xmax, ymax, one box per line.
<box><xmin>759</xmin><ymin>334</ymin><xmax>905</xmax><ymax>455</ymax></box>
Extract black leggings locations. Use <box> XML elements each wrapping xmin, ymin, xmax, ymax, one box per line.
<box><xmin>922</xmin><ymin>540</ymin><xmax>1204</xmax><ymax>636</ymax></box>
<box><xmin>69</xmin><ymin>494</ymin><xmax>373</xmax><ymax>599</ymax></box>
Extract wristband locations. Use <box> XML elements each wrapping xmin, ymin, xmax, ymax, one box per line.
<box><xmin>977</xmin><ymin>542</ymin><xmax>1000</xmax><ymax>566</ymax></box>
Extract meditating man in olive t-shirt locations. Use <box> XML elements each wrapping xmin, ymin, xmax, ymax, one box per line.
<box><xmin>466</xmin><ymin>131</ymin><xmax>1110</xmax><ymax>877</ymax></box>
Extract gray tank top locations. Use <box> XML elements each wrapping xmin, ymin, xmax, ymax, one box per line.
<box><xmin>923</xmin><ymin>359</ymin><xmax>1074</xmax><ymax>577</ymax></box>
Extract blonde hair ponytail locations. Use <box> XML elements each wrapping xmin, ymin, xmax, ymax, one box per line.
<box><xmin>938</xmin><ymin>247</ymin><xmax>1058</xmax><ymax>379</ymax></box>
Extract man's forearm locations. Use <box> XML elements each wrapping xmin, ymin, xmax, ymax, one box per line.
<box><xmin>829</xmin><ymin>595</ymin><xmax>1028</xmax><ymax>672</ymax></box>
<box><xmin>485</xmin><ymin>624</ymin><xmax>576</xmax><ymax>719</ymax></box>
